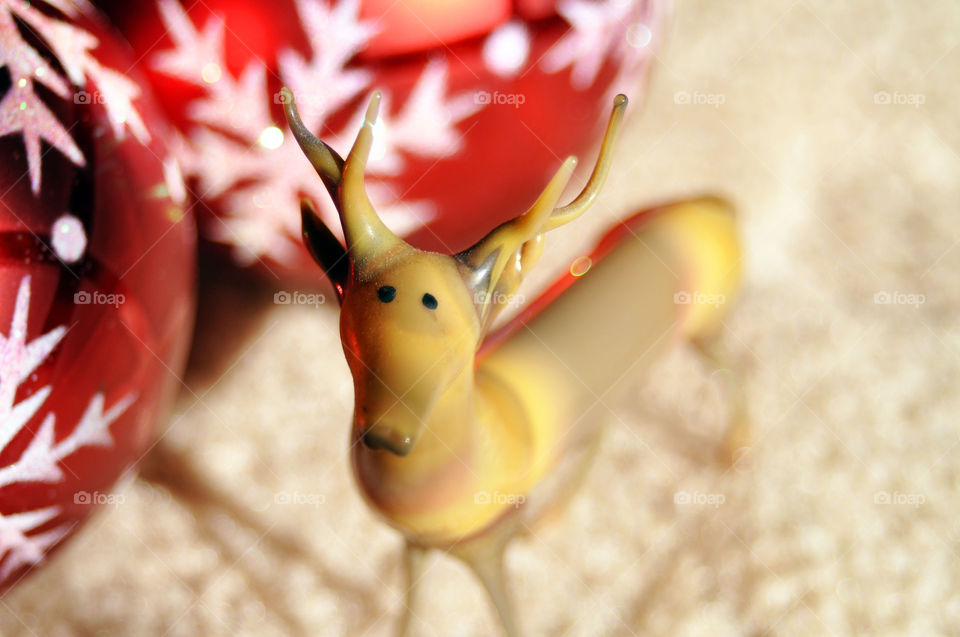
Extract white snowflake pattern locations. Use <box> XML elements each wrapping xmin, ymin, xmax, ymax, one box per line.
<box><xmin>152</xmin><ymin>0</ymin><xmax>484</xmax><ymax>266</ymax></box>
<box><xmin>0</xmin><ymin>0</ymin><xmax>150</xmax><ymax>193</ymax></box>
<box><xmin>0</xmin><ymin>275</ymin><xmax>136</xmax><ymax>580</ymax></box>
<box><xmin>543</xmin><ymin>0</ymin><xmax>663</xmax><ymax>97</ymax></box>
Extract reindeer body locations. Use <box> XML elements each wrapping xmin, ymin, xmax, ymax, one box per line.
<box><xmin>350</xmin><ymin>200</ymin><xmax>737</xmax><ymax>549</ymax></box>
<box><xmin>282</xmin><ymin>88</ymin><xmax>741</xmax><ymax>636</ymax></box>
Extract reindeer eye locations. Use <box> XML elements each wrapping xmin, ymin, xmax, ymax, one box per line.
<box><xmin>377</xmin><ymin>286</ymin><xmax>396</xmax><ymax>303</ymax></box>
<box><xmin>421</xmin><ymin>293</ymin><xmax>438</xmax><ymax>310</ymax></box>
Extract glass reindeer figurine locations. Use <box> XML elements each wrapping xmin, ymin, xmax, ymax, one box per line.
<box><xmin>282</xmin><ymin>88</ymin><xmax>743</xmax><ymax>636</ymax></box>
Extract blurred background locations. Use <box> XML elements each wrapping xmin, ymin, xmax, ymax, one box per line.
<box><xmin>1</xmin><ymin>0</ymin><xmax>959</xmax><ymax>635</ymax></box>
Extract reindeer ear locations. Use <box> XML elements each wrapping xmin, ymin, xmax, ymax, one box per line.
<box><xmin>456</xmin><ymin>244</ymin><xmax>503</xmax><ymax>316</ymax></box>
<box><xmin>456</xmin><ymin>232</ymin><xmax>545</xmax><ymax>328</ymax></box>
<box><xmin>301</xmin><ymin>199</ymin><xmax>348</xmax><ymax>300</ymax></box>
<box><xmin>456</xmin><ymin>156</ymin><xmax>577</xmax><ymax>324</ymax></box>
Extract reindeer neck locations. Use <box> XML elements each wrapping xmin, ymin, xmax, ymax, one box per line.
<box><xmin>353</xmin><ymin>364</ymin><xmax>479</xmax><ymax>501</ymax></box>
<box><xmin>407</xmin><ymin>363</ymin><xmax>480</xmax><ymax>465</ymax></box>
<box><xmin>353</xmin><ymin>355</ymin><xmax>534</xmax><ymax>534</ymax></box>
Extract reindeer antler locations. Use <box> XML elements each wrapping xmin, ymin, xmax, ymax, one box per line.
<box><xmin>339</xmin><ymin>92</ymin><xmax>409</xmax><ymax>266</ymax></box>
<box><xmin>284</xmin><ymin>87</ymin><xmax>626</xmax><ymax>310</ymax></box>
<box><xmin>283</xmin><ymin>88</ymin><xmax>409</xmax><ymax>278</ymax></box>
<box><xmin>281</xmin><ymin>87</ymin><xmax>343</xmax><ymax>196</ymax></box>
<box><xmin>457</xmin><ymin>94</ymin><xmax>629</xmax><ymax>324</ymax></box>
<box><xmin>546</xmin><ymin>93</ymin><xmax>628</xmax><ymax>230</ymax></box>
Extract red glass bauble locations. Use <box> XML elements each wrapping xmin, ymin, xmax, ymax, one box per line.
<box><xmin>97</xmin><ymin>0</ymin><xmax>665</xmax><ymax>285</ymax></box>
<box><xmin>0</xmin><ymin>2</ymin><xmax>196</xmax><ymax>590</ymax></box>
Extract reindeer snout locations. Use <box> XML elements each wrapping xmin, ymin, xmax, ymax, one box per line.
<box><xmin>361</xmin><ymin>426</ymin><xmax>415</xmax><ymax>456</ymax></box>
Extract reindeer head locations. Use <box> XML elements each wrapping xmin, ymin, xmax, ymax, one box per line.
<box><xmin>282</xmin><ymin>88</ymin><xmax>626</xmax><ymax>456</ymax></box>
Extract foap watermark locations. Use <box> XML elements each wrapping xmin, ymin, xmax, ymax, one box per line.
<box><xmin>475</xmin><ymin>90</ymin><xmax>525</xmax><ymax>108</ymax></box>
<box><xmin>74</xmin><ymin>490</ymin><xmax>125</xmax><ymax>506</ymax></box>
<box><xmin>273</xmin><ymin>90</ymin><xmax>345</xmax><ymax>112</ymax></box>
<box><xmin>274</xmin><ymin>290</ymin><xmax>326</xmax><ymax>307</ymax></box>
<box><xmin>874</xmin><ymin>490</ymin><xmax>925</xmax><ymax>508</ymax></box>
<box><xmin>674</xmin><ymin>290</ymin><xmax>726</xmax><ymax>308</ymax></box>
<box><xmin>475</xmin><ymin>290</ymin><xmax>525</xmax><ymax>306</ymax></box>
<box><xmin>73</xmin><ymin>90</ymin><xmax>109</xmax><ymax>106</ymax></box>
<box><xmin>873</xmin><ymin>90</ymin><xmax>925</xmax><ymax>109</ymax></box>
<box><xmin>273</xmin><ymin>89</ymin><xmax>324</xmax><ymax>107</ymax></box>
<box><xmin>474</xmin><ymin>490</ymin><xmax>526</xmax><ymax>508</ymax></box>
<box><xmin>874</xmin><ymin>290</ymin><xmax>924</xmax><ymax>308</ymax></box>
<box><xmin>674</xmin><ymin>490</ymin><xmax>725</xmax><ymax>508</ymax></box>
<box><xmin>274</xmin><ymin>490</ymin><xmax>325</xmax><ymax>507</ymax></box>
<box><xmin>74</xmin><ymin>290</ymin><xmax>125</xmax><ymax>307</ymax></box>
<box><xmin>674</xmin><ymin>90</ymin><xmax>725</xmax><ymax>109</ymax></box>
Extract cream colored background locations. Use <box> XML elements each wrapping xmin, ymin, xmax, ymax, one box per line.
<box><xmin>3</xmin><ymin>1</ymin><xmax>960</xmax><ymax>635</ymax></box>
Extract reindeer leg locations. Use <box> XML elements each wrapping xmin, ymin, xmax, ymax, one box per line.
<box><xmin>396</xmin><ymin>542</ymin><xmax>429</xmax><ymax>637</ymax></box>
<box><xmin>450</xmin><ymin>516</ymin><xmax>522</xmax><ymax>637</ymax></box>
<box><xmin>692</xmin><ymin>337</ymin><xmax>751</xmax><ymax>469</ymax></box>
<box><xmin>521</xmin><ymin>422</ymin><xmax>605</xmax><ymax>534</ymax></box>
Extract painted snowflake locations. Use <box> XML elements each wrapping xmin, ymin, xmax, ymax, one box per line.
<box><xmin>152</xmin><ymin>0</ymin><xmax>483</xmax><ymax>266</ymax></box>
<box><xmin>543</xmin><ymin>0</ymin><xmax>664</xmax><ymax>99</ymax></box>
<box><xmin>152</xmin><ymin>0</ymin><xmax>662</xmax><ymax>267</ymax></box>
<box><xmin>0</xmin><ymin>275</ymin><xmax>135</xmax><ymax>579</ymax></box>
<box><xmin>0</xmin><ymin>0</ymin><xmax>149</xmax><ymax>194</ymax></box>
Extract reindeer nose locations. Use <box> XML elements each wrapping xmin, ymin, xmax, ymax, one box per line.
<box><xmin>362</xmin><ymin>428</ymin><xmax>414</xmax><ymax>456</ymax></box>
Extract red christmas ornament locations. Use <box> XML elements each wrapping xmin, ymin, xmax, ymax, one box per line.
<box><xmin>97</xmin><ymin>0</ymin><xmax>665</xmax><ymax>284</ymax></box>
<box><xmin>0</xmin><ymin>0</ymin><xmax>195</xmax><ymax>590</ymax></box>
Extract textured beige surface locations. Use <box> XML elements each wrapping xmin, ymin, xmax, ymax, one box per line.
<box><xmin>4</xmin><ymin>1</ymin><xmax>960</xmax><ymax>635</ymax></box>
